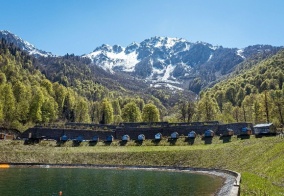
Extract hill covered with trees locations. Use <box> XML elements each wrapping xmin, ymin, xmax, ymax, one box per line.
<box><xmin>1</xmin><ymin>36</ymin><xmax>284</xmax><ymax>131</ymax></box>
<box><xmin>0</xmin><ymin>39</ymin><xmax>187</xmax><ymax>130</ymax></box>
<box><xmin>198</xmin><ymin>49</ymin><xmax>284</xmax><ymax>126</ymax></box>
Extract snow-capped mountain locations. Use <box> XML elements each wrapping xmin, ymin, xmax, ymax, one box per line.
<box><xmin>0</xmin><ymin>30</ymin><xmax>53</xmax><ymax>57</ymax></box>
<box><xmin>84</xmin><ymin>36</ymin><xmax>282</xmax><ymax>92</ymax></box>
<box><xmin>1</xmin><ymin>30</ymin><xmax>282</xmax><ymax>93</ymax></box>
<box><xmin>84</xmin><ymin>37</ymin><xmax>210</xmax><ymax>89</ymax></box>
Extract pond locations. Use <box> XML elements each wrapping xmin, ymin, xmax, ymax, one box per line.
<box><xmin>0</xmin><ymin>168</ymin><xmax>224</xmax><ymax>196</ymax></box>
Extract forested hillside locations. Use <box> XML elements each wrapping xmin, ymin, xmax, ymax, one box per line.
<box><xmin>0</xmin><ymin>39</ymin><xmax>192</xmax><ymax>130</ymax></box>
<box><xmin>0</xmin><ymin>39</ymin><xmax>96</xmax><ymax>130</ymax></box>
<box><xmin>1</xmin><ymin>37</ymin><xmax>283</xmax><ymax>131</ymax></box>
<box><xmin>35</xmin><ymin>53</ymin><xmax>197</xmax><ymax>120</ymax></box>
<box><xmin>198</xmin><ymin>49</ymin><xmax>284</xmax><ymax>126</ymax></box>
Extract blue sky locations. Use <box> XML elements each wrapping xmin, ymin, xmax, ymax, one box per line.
<box><xmin>1</xmin><ymin>0</ymin><xmax>284</xmax><ymax>55</ymax></box>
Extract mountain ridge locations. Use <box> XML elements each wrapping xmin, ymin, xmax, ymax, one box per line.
<box><xmin>83</xmin><ymin>36</ymin><xmax>283</xmax><ymax>93</ymax></box>
<box><xmin>0</xmin><ymin>30</ymin><xmax>53</xmax><ymax>57</ymax></box>
<box><xmin>1</xmin><ymin>30</ymin><xmax>283</xmax><ymax>93</ymax></box>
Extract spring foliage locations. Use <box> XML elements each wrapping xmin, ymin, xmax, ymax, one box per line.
<box><xmin>1</xmin><ymin>38</ymin><xmax>284</xmax><ymax>130</ymax></box>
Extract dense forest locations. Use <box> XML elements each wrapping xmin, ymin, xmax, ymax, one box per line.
<box><xmin>0</xmin><ymin>38</ymin><xmax>283</xmax><ymax>131</ymax></box>
<box><xmin>0</xmin><ymin>39</ymin><xmax>175</xmax><ymax>131</ymax></box>
<box><xmin>198</xmin><ymin>50</ymin><xmax>284</xmax><ymax>126</ymax></box>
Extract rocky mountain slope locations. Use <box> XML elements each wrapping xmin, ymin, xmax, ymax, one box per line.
<box><xmin>0</xmin><ymin>30</ymin><xmax>53</xmax><ymax>57</ymax></box>
<box><xmin>1</xmin><ymin>30</ymin><xmax>282</xmax><ymax>94</ymax></box>
<box><xmin>83</xmin><ymin>36</ymin><xmax>282</xmax><ymax>93</ymax></box>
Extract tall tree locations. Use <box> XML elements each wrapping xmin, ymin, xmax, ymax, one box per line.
<box><xmin>241</xmin><ymin>95</ymin><xmax>255</xmax><ymax>123</ymax></box>
<box><xmin>112</xmin><ymin>99</ymin><xmax>121</xmax><ymax>116</ymax></box>
<box><xmin>264</xmin><ymin>91</ymin><xmax>270</xmax><ymax>123</ymax></box>
<box><xmin>253</xmin><ymin>99</ymin><xmax>261</xmax><ymax>124</ymax></box>
<box><xmin>0</xmin><ymin>83</ymin><xmax>16</xmax><ymax>125</ymax></box>
<box><xmin>187</xmin><ymin>101</ymin><xmax>195</xmax><ymax>123</ymax></box>
<box><xmin>196</xmin><ymin>94</ymin><xmax>219</xmax><ymax>121</ymax></box>
<box><xmin>62</xmin><ymin>89</ymin><xmax>76</xmax><ymax>122</ymax></box>
<box><xmin>179</xmin><ymin>101</ymin><xmax>187</xmax><ymax>122</ymax></box>
<box><xmin>142</xmin><ymin>103</ymin><xmax>160</xmax><ymax>123</ymax></box>
<box><xmin>214</xmin><ymin>90</ymin><xmax>225</xmax><ymax>112</ymax></box>
<box><xmin>99</xmin><ymin>99</ymin><xmax>113</xmax><ymax>124</ymax></box>
<box><xmin>270</xmin><ymin>90</ymin><xmax>284</xmax><ymax>125</ymax></box>
<box><xmin>74</xmin><ymin>97</ymin><xmax>90</xmax><ymax>123</ymax></box>
<box><xmin>13</xmin><ymin>81</ymin><xmax>31</xmax><ymax>124</ymax></box>
<box><xmin>53</xmin><ymin>82</ymin><xmax>67</xmax><ymax>118</ymax></box>
<box><xmin>121</xmin><ymin>102</ymin><xmax>141</xmax><ymax>122</ymax></box>
<box><xmin>29</xmin><ymin>87</ymin><xmax>44</xmax><ymax>123</ymax></box>
<box><xmin>221</xmin><ymin>102</ymin><xmax>235</xmax><ymax>123</ymax></box>
<box><xmin>232</xmin><ymin>106</ymin><xmax>242</xmax><ymax>122</ymax></box>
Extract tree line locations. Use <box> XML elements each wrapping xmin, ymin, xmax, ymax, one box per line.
<box><xmin>1</xmin><ymin>38</ymin><xmax>283</xmax><ymax>131</ymax></box>
<box><xmin>0</xmin><ymin>40</ymin><xmax>161</xmax><ymax>131</ymax></box>
<box><xmin>184</xmin><ymin>50</ymin><xmax>284</xmax><ymax>126</ymax></box>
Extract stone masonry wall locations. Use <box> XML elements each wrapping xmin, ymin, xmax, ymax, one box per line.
<box><xmin>21</xmin><ymin>122</ymin><xmax>253</xmax><ymax>141</ymax></box>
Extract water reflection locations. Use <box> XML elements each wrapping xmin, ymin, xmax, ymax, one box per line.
<box><xmin>0</xmin><ymin>168</ymin><xmax>223</xmax><ymax>196</ymax></box>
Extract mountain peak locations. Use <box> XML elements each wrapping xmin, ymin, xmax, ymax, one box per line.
<box><xmin>140</xmin><ymin>36</ymin><xmax>187</xmax><ymax>49</ymax></box>
<box><xmin>0</xmin><ymin>30</ymin><xmax>53</xmax><ymax>57</ymax></box>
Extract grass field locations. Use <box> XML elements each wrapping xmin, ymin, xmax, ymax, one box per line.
<box><xmin>0</xmin><ymin>136</ymin><xmax>283</xmax><ymax>195</ymax></box>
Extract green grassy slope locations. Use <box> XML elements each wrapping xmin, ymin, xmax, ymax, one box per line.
<box><xmin>0</xmin><ymin>136</ymin><xmax>283</xmax><ymax>195</ymax></box>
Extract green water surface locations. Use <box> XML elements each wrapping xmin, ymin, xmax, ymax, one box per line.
<box><xmin>0</xmin><ymin>168</ymin><xmax>223</xmax><ymax>196</ymax></box>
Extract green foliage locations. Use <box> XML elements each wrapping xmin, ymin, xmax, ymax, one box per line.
<box><xmin>75</xmin><ymin>97</ymin><xmax>90</xmax><ymax>123</ymax></box>
<box><xmin>177</xmin><ymin>101</ymin><xmax>195</xmax><ymax>122</ymax></box>
<box><xmin>121</xmin><ymin>101</ymin><xmax>141</xmax><ymax>122</ymax></box>
<box><xmin>0</xmin><ymin>39</ymin><xmax>95</xmax><ymax>129</ymax></box>
<box><xmin>0</xmin><ymin>83</ymin><xmax>16</xmax><ymax>125</ymax></box>
<box><xmin>13</xmin><ymin>81</ymin><xmax>31</xmax><ymax>124</ymax></box>
<box><xmin>270</xmin><ymin>90</ymin><xmax>284</xmax><ymax>124</ymax></box>
<box><xmin>0</xmin><ymin>72</ymin><xmax>6</xmax><ymax>84</ymax></box>
<box><xmin>2</xmin><ymin>37</ymin><xmax>283</xmax><ymax>129</ymax></box>
<box><xmin>196</xmin><ymin>93</ymin><xmax>219</xmax><ymax>121</ymax></box>
<box><xmin>29</xmin><ymin>87</ymin><xmax>44</xmax><ymax>123</ymax></box>
<box><xmin>202</xmin><ymin>50</ymin><xmax>284</xmax><ymax>125</ymax></box>
<box><xmin>142</xmin><ymin>103</ymin><xmax>160</xmax><ymax>123</ymax></box>
<box><xmin>99</xmin><ymin>99</ymin><xmax>113</xmax><ymax>124</ymax></box>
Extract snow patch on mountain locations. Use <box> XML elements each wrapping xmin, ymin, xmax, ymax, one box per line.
<box><xmin>237</xmin><ymin>49</ymin><xmax>245</xmax><ymax>59</ymax></box>
<box><xmin>83</xmin><ymin>36</ymin><xmax>222</xmax><ymax>91</ymax></box>
<box><xmin>85</xmin><ymin>36</ymin><xmax>274</xmax><ymax>92</ymax></box>
<box><xmin>0</xmin><ymin>30</ymin><xmax>53</xmax><ymax>57</ymax></box>
<box><xmin>84</xmin><ymin>44</ymin><xmax>139</xmax><ymax>73</ymax></box>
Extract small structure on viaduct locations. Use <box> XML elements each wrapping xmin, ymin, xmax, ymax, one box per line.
<box><xmin>21</xmin><ymin>121</ymin><xmax>254</xmax><ymax>141</ymax></box>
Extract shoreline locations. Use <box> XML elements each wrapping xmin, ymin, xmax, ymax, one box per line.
<box><xmin>2</xmin><ymin>163</ymin><xmax>240</xmax><ymax>196</ymax></box>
